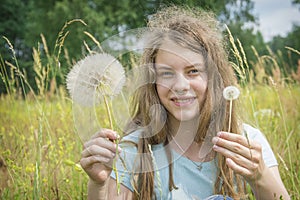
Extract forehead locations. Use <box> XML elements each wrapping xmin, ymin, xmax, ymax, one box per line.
<box><xmin>155</xmin><ymin>40</ymin><xmax>205</xmax><ymax>66</ymax></box>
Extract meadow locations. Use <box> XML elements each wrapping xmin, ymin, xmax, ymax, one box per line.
<box><xmin>0</xmin><ymin>28</ymin><xmax>300</xmax><ymax>199</ymax></box>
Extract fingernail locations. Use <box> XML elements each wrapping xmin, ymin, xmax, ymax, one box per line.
<box><xmin>113</xmin><ymin>131</ymin><xmax>118</xmax><ymax>137</ymax></box>
<box><xmin>112</xmin><ymin>153</ymin><xmax>116</xmax><ymax>157</ymax></box>
<box><xmin>115</xmin><ymin>144</ymin><xmax>122</xmax><ymax>152</ymax></box>
<box><xmin>212</xmin><ymin>137</ymin><xmax>218</xmax><ymax>144</ymax></box>
<box><xmin>217</xmin><ymin>132</ymin><xmax>222</xmax><ymax>137</ymax></box>
<box><xmin>118</xmin><ymin>147</ymin><xmax>122</xmax><ymax>152</ymax></box>
<box><xmin>213</xmin><ymin>144</ymin><xmax>219</xmax><ymax>150</ymax></box>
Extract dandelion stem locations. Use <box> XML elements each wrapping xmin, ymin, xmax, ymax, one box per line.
<box><xmin>227</xmin><ymin>100</ymin><xmax>233</xmax><ymax>133</ymax></box>
<box><xmin>245</xmin><ymin>130</ymin><xmax>253</xmax><ymax>159</ymax></box>
<box><xmin>100</xmin><ymin>86</ymin><xmax>120</xmax><ymax>195</ymax></box>
<box><xmin>102</xmin><ymin>95</ymin><xmax>113</xmax><ymax>130</ymax></box>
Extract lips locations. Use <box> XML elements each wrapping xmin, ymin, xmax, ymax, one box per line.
<box><xmin>171</xmin><ymin>97</ymin><xmax>196</xmax><ymax>106</ymax></box>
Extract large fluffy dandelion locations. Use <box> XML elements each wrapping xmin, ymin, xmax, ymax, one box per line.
<box><xmin>67</xmin><ymin>53</ymin><xmax>125</xmax><ymax>106</ymax></box>
<box><xmin>67</xmin><ymin>52</ymin><xmax>125</xmax><ymax>194</ymax></box>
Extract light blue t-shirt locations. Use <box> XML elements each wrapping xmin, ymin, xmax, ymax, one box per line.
<box><xmin>111</xmin><ymin>124</ymin><xmax>277</xmax><ymax>199</ymax></box>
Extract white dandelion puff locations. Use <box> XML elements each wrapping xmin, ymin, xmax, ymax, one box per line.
<box><xmin>223</xmin><ymin>86</ymin><xmax>240</xmax><ymax>100</ymax></box>
<box><xmin>66</xmin><ymin>53</ymin><xmax>125</xmax><ymax>107</ymax></box>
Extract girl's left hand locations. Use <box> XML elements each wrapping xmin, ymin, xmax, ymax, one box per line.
<box><xmin>212</xmin><ymin>131</ymin><xmax>267</xmax><ymax>184</ymax></box>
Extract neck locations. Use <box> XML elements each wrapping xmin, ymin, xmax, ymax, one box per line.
<box><xmin>168</xmin><ymin>115</ymin><xmax>198</xmax><ymax>142</ymax></box>
<box><xmin>168</xmin><ymin>115</ymin><xmax>214</xmax><ymax>162</ymax></box>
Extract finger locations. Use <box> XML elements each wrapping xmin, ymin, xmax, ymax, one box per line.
<box><xmin>213</xmin><ymin>144</ymin><xmax>258</xmax><ymax>169</ymax></box>
<box><xmin>82</xmin><ymin>144</ymin><xmax>116</xmax><ymax>159</ymax></box>
<box><xmin>213</xmin><ymin>133</ymin><xmax>262</xmax><ymax>160</ymax></box>
<box><xmin>217</xmin><ymin>131</ymin><xmax>252</xmax><ymax>148</ymax></box>
<box><xmin>91</xmin><ymin>129</ymin><xmax>120</xmax><ymax>140</ymax></box>
<box><xmin>84</xmin><ymin>137</ymin><xmax>121</xmax><ymax>153</ymax></box>
<box><xmin>225</xmin><ymin>157</ymin><xmax>253</xmax><ymax>177</ymax></box>
<box><xmin>80</xmin><ymin>156</ymin><xmax>112</xmax><ymax>169</ymax></box>
<box><xmin>212</xmin><ymin>136</ymin><xmax>253</xmax><ymax>160</ymax></box>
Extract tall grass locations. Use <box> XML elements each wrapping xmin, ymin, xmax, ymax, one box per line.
<box><xmin>0</xmin><ymin>23</ymin><xmax>299</xmax><ymax>199</ymax></box>
<box><xmin>227</xmin><ymin>26</ymin><xmax>300</xmax><ymax>199</ymax></box>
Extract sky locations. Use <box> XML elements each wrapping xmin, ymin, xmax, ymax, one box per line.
<box><xmin>251</xmin><ymin>0</ymin><xmax>300</xmax><ymax>42</ymax></box>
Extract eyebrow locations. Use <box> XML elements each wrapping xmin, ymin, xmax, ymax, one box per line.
<box><xmin>156</xmin><ymin>62</ymin><xmax>204</xmax><ymax>67</ymax></box>
<box><xmin>155</xmin><ymin>65</ymin><xmax>173</xmax><ymax>70</ymax></box>
<box><xmin>186</xmin><ymin>63</ymin><xmax>205</xmax><ymax>69</ymax></box>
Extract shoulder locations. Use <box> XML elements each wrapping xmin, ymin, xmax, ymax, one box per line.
<box><xmin>242</xmin><ymin>123</ymin><xmax>271</xmax><ymax>146</ymax></box>
<box><xmin>121</xmin><ymin>129</ymin><xmax>142</xmax><ymax>144</ymax></box>
<box><xmin>242</xmin><ymin>123</ymin><xmax>264</xmax><ymax>139</ymax></box>
<box><xmin>117</xmin><ymin>130</ymin><xmax>141</xmax><ymax>159</ymax></box>
<box><xmin>242</xmin><ymin>123</ymin><xmax>278</xmax><ymax>167</ymax></box>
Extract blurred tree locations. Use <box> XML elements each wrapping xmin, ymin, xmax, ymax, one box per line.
<box><xmin>23</xmin><ymin>0</ymin><xmax>259</xmax><ymax>60</ymax></box>
<box><xmin>292</xmin><ymin>0</ymin><xmax>300</xmax><ymax>4</ymax></box>
<box><xmin>0</xmin><ymin>0</ymin><xmax>32</xmax><ymax>94</ymax></box>
<box><xmin>1</xmin><ymin>0</ymin><xmax>267</xmax><ymax>94</ymax></box>
<box><xmin>268</xmin><ymin>25</ymin><xmax>300</xmax><ymax>74</ymax></box>
<box><xmin>292</xmin><ymin>0</ymin><xmax>300</xmax><ymax>10</ymax></box>
<box><xmin>0</xmin><ymin>0</ymin><xmax>29</xmax><ymax>58</ymax></box>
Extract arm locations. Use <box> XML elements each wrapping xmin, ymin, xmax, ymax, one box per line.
<box><xmin>248</xmin><ymin>166</ymin><xmax>289</xmax><ymax>200</ymax></box>
<box><xmin>80</xmin><ymin>129</ymin><xmax>121</xmax><ymax>200</ymax></box>
<box><xmin>87</xmin><ymin>179</ymin><xmax>108</xmax><ymax>200</ymax></box>
<box><xmin>212</xmin><ymin>131</ymin><xmax>290</xmax><ymax>200</ymax></box>
<box><xmin>107</xmin><ymin>178</ymin><xmax>133</xmax><ymax>199</ymax></box>
<box><xmin>87</xmin><ymin>177</ymin><xmax>133</xmax><ymax>200</ymax></box>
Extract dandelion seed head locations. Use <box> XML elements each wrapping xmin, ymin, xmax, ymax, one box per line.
<box><xmin>67</xmin><ymin>53</ymin><xmax>125</xmax><ymax>106</ymax></box>
<box><xmin>223</xmin><ymin>86</ymin><xmax>240</xmax><ymax>100</ymax></box>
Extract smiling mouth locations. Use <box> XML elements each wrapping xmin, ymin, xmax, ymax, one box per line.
<box><xmin>171</xmin><ymin>97</ymin><xmax>196</xmax><ymax>105</ymax></box>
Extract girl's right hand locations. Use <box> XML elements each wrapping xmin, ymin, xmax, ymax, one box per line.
<box><xmin>80</xmin><ymin>129</ymin><xmax>121</xmax><ymax>185</ymax></box>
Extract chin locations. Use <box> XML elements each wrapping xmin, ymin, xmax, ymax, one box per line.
<box><xmin>173</xmin><ymin>112</ymin><xmax>200</xmax><ymax>122</ymax></box>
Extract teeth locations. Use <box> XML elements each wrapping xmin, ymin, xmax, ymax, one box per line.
<box><xmin>174</xmin><ymin>98</ymin><xmax>193</xmax><ymax>103</ymax></box>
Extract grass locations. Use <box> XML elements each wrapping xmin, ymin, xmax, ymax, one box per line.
<box><xmin>240</xmin><ymin>84</ymin><xmax>300</xmax><ymax>199</ymax></box>
<box><xmin>0</xmin><ymin>24</ymin><xmax>300</xmax><ymax>199</ymax></box>
<box><xmin>0</xmin><ymin>97</ymin><xmax>87</xmax><ymax>199</ymax></box>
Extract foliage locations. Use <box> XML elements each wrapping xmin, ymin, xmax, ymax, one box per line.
<box><xmin>1</xmin><ymin>24</ymin><xmax>300</xmax><ymax>199</ymax></box>
<box><xmin>1</xmin><ymin>0</ymin><xmax>266</xmax><ymax>94</ymax></box>
<box><xmin>268</xmin><ymin>25</ymin><xmax>300</xmax><ymax>73</ymax></box>
<box><xmin>293</xmin><ymin>0</ymin><xmax>300</xmax><ymax>6</ymax></box>
<box><xmin>0</xmin><ymin>2</ymin><xmax>299</xmax><ymax>197</ymax></box>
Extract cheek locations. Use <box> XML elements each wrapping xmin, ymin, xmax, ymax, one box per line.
<box><xmin>191</xmin><ymin>81</ymin><xmax>207</xmax><ymax>105</ymax></box>
<box><xmin>191</xmin><ymin>78</ymin><xmax>208</xmax><ymax>94</ymax></box>
<box><xmin>156</xmin><ymin>85</ymin><xmax>168</xmax><ymax>100</ymax></box>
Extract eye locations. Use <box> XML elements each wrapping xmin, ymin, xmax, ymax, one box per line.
<box><xmin>188</xmin><ymin>69</ymin><xmax>200</xmax><ymax>74</ymax></box>
<box><xmin>187</xmin><ymin>68</ymin><xmax>202</xmax><ymax>76</ymax></box>
<box><xmin>157</xmin><ymin>71</ymin><xmax>175</xmax><ymax>78</ymax></box>
<box><xmin>187</xmin><ymin>64</ymin><xmax>206</xmax><ymax>76</ymax></box>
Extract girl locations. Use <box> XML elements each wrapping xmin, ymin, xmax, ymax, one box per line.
<box><xmin>80</xmin><ymin>6</ymin><xmax>289</xmax><ymax>200</ymax></box>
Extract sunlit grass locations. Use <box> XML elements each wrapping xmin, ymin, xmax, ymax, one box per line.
<box><xmin>0</xmin><ymin>23</ymin><xmax>299</xmax><ymax>199</ymax></box>
<box><xmin>0</xmin><ymin>96</ymin><xmax>87</xmax><ymax>199</ymax></box>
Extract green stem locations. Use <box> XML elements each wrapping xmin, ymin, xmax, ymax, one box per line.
<box><xmin>101</xmin><ymin>88</ymin><xmax>120</xmax><ymax>195</ymax></box>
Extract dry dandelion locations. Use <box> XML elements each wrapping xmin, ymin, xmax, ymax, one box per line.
<box><xmin>223</xmin><ymin>86</ymin><xmax>240</xmax><ymax>101</ymax></box>
<box><xmin>66</xmin><ymin>52</ymin><xmax>125</xmax><ymax>194</ymax></box>
<box><xmin>223</xmin><ymin>86</ymin><xmax>240</xmax><ymax>132</ymax></box>
<box><xmin>67</xmin><ymin>53</ymin><xmax>125</xmax><ymax>107</ymax></box>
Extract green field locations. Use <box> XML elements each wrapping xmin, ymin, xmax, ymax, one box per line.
<box><xmin>0</xmin><ymin>31</ymin><xmax>300</xmax><ymax>199</ymax></box>
<box><xmin>1</xmin><ymin>84</ymin><xmax>299</xmax><ymax>199</ymax></box>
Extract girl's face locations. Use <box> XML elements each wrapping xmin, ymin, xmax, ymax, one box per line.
<box><xmin>155</xmin><ymin>40</ymin><xmax>208</xmax><ymax>123</ymax></box>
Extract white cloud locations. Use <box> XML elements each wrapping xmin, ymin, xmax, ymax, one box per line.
<box><xmin>252</xmin><ymin>0</ymin><xmax>300</xmax><ymax>41</ymax></box>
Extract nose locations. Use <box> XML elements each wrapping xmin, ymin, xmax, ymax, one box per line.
<box><xmin>172</xmin><ymin>73</ymin><xmax>190</xmax><ymax>93</ymax></box>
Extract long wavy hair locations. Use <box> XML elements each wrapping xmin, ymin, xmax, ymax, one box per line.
<box><xmin>124</xmin><ymin>5</ymin><xmax>246</xmax><ymax>200</ymax></box>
